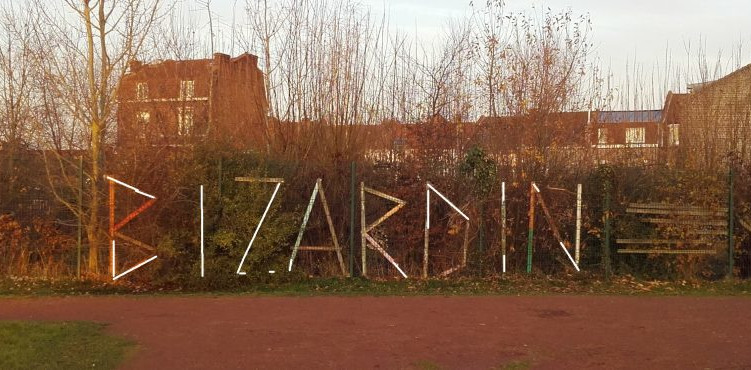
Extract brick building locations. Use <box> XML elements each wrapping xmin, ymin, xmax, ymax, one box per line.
<box><xmin>664</xmin><ymin>63</ymin><xmax>751</xmax><ymax>166</ymax></box>
<box><xmin>117</xmin><ymin>53</ymin><xmax>267</xmax><ymax>148</ymax></box>
<box><xmin>589</xmin><ymin>110</ymin><xmax>662</xmax><ymax>149</ymax></box>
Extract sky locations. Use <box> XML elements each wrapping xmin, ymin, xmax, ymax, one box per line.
<box><xmin>366</xmin><ymin>0</ymin><xmax>751</xmax><ymax>74</ymax></box>
<box><xmin>169</xmin><ymin>0</ymin><xmax>751</xmax><ymax>109</ymax></box>
<box><xmin>202</xmin><ymin>0</ymin><xmax>750</xmax><ymax>84</ymax></box>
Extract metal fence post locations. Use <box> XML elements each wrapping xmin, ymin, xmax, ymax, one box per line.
<box><xmin>526</xmin><ymin>182</ymin><xmax>535</xmax><ymax>274</ymax></box>
<box><xmin>603</xmin><ymin>178</ymin><xmax>612</xmax><ymax>279</ymax></box>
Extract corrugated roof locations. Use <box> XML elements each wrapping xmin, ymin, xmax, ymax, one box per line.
<box><xmin>597</xmin><ymin>110</ymin><xmax>662</xmax><ymax>123</ymax></box>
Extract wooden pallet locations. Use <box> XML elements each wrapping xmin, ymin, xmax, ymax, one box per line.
<box><xmin>616</xmin><ymin>239</ymin><xmax>715</xmax><ymax>245</ymax></box>
<box><xmin>617</xmin><ymin>249</ymin><xmax>716</xmax><ymax>255</ymax></box>
<box><xmin>617</xmin><ymin>202</ymin><xmax>728</xmax><ymax>255</ymax></box>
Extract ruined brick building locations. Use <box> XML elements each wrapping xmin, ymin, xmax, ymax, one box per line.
<box><xmin>117</xmin><ymin>53</ymin><xmax>267</xmax><ymax>148</ymax></box>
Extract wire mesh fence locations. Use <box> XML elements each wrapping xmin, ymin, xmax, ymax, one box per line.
<box><xmin>0</xmin><ymin>138</ymin><xmax>746</xmax><ymax>284</ymax></box>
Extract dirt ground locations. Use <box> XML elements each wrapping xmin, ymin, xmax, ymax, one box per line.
<box><xmin>0</xmin><ymin>295</ymin><xmax>749</xmax><ymax>369</ymax></box>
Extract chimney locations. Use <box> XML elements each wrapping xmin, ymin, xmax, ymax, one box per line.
<box><xmin>128</xmin><ymin>60</ymin><xmax>142</xmax><ymax>73</ymax></box>
<box><xmin>248</xmin><ymin>54</ymin><xmax>258</xmax><ymax>66</ymax></box>
<box><xmin>213</xmin><ymin>53</ymin><xmax>230</xmax><ymax>63</ymax></box>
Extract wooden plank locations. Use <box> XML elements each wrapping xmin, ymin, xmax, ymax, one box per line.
<box><xmin>363</xmin><ymin>186</ymin><xmax>406</xmax><ymax>206</ymax></box>
<box><xmin>109</xmin><ymin>181</ymin><xmax>115</xmax><ymax>277</ymax></box>
<box><xmin>462</xmin><ymin>219</ymin><xmax>470</xmax><ymax>267</ymax></box>
<box><xmin>617</xmin><ymin>249</ymin><xmax>716</xmax><ymax>255</ymax></box>
<box><xmin>626</xmin><ymin>208</ymin><xmax>726</xmax><ymax>217</ymax></box>
<box><xmin>616</xmin><ymin>238</ymin><xmax>716</xmax><ymax>245</ymax></box>
<box><xmin>317</xmin><ymin>179</ymin><xmax>347</xmax><ymax>276</ymax></box>
<box><xmin>501</xmin><ymin>181</ymin><xmax>507</xmax><ymax>272</ymax></box>
<box><xmin>298</xmin><ymin>246</ymin><xmax>338</xmax><ymax>251</ymax></box>
<box><xmin>536</xmin><ymin>191</ymin><xmax>567</xmax><ymax>248</ymax></box>
<box><xmin>423</xmin><ymin>185</ymin><xmax>430</xmax><ymax>279</ymax></box>
<box><xmin>689</xmin><ymin>229</ymin><xmax>728</xmax><ymax>236</ymax></box>
<box><xmin>365</xmin><ymin>200</ymin><xmax>405</xmax><ymax>233</ymax></box>
<box><xmin>234</xmin><ymin>177</ymin><xmax>285</xmax><ymax>183</ymax></box>
<box><xmin>113</xmin><ymin>198</ymin><xmax>157</xmax><ymax>232</ymax></box>
<box><xmin>439</xmin><ymin>264</ymin><xmax>463</xmax><ymax>277</ymax></box>
<box><xmin>363</xmin><ymin>185</ymin><xmax>406</xmax><ymax>233</ymax></box>
<box><xmin>109</xmin><ymin>181</ymin><xmax>115</xmax><ymax>236</ymax></box>
<box><xmin>629</xmin><ymin>203</ymin><xmax>727</xmax><ymax>212</ymax></box>
<box><xmin>575</xmin><ymin>184</ymin><xmax>582</xmax><ymax>264</ymax></box>
<box><xmin>644</xmin><ymin>218</ymin><xmax>727</xmax><ymax>227</ymax></box>
<box><xmin>361</xmin><ymin>182</ymin><xmax>367</xmax><ymax>277</ymax></box>
<box><xmin>114</xmin><ymin>232</ymin><xmax>156</xmax><ymax>253</ymax></box>
<box><xmin>364</xmin><ymin>233</ymin><xmax>408</xmax><ymax>278</ymax></box>
<box><xmin>288</xmin><ymin>181</ymin><xmax>319</xmax><ymax>271</ymax></box>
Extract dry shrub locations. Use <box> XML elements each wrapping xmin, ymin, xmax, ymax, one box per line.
<box><xmin>0</xmin><ymin>214</ymin><xmax>74</xmax><ymax>276</ymax></box>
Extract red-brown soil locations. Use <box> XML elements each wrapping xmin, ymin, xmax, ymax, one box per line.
<box><xmin>1</xmin><ymin>296</ymin><xmax>749</xmax><ymax>369</ymax></box>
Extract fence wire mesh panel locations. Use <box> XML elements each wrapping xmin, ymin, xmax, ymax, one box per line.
<box><xmin>0</xmin><ymin>132</ymin><xmax>748</xmax><ymax>283</ymax></box>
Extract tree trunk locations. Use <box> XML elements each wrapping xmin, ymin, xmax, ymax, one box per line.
<box><xmin>87</xmin><ymin>119</ymin><xmax>101</xmax><ymax>275</ymax></box>
<box><xmin>83</xmin><ymin>0</ymin><xmax>102</xmax><ymax>276</ymax></box>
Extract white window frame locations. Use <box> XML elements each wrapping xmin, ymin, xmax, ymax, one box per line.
<box><xmin>597</xmin><ymin>128</ymin><xmax>608</xmax><ymax>145</ymax></box>
<box><xmin>668</xmin><ymin>124</ymin><xmax>679</xmax><ymax>146</ymax></box>
<box><xmin>625</xmin><ymin>127</ymin><xmax>645</xmax><ymax>145</ymax></box>
<box><xmin>136</xmin><ymin>82</ymin><xmax>148</xmax><ymax>100</ymax></box>
<box><xmin>137</xmin><ymin>111</ymin><xmax>150</xmax><ymax>124</ymax></box>
<box><xmin>136</xmin><ymin>111</ymin><xmax>150</xmax><ymax>138</ymax></box>
<box><xmin>178</xmin><ymin>107</ymin><xmax>194</xmax><ymax>136</ymax></box>
<box><xmin>179</xmin><ymin>80</ymin><xmax>195</xmax><ymax>99</ymax></box>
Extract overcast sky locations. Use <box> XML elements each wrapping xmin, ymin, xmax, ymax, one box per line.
<box><xmin>386</xmin><ymin>0</ymin><xmax>750</xmax><ymax>70</ymax></box>
<box><xmin>197</xmin><ymin>0</ymin><xmax>751</xmax><ymax>105</ymax></box>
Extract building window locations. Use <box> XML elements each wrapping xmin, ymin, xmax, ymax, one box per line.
<box><xmin>392</xmin><ymin>137</ymin><xmax>406</xmax><ymax>152</ymax></box>
<box><xmin>597</xmin><ymin>128</ymin><xmax>608</xmax><ymax>145</ymax></box>
<box><xmin>136</xmin><ymin>82</ymin><xmax>148</xmax><ymax>100</ymax></box>
<box><xmin>178</xmin><ymin>107</ymin><xmax>194</xmax><ymax>136</ymax></box>
<box><xmin>137</xmin><ymin>111</ymin><xmax>150</xmax><ymax>125</ymax></box>
<box><xmin>668</xmin><ymin>124</ymin><xmax>679</xmax><ymax>146</ymax></box>
<box><xmin>136</xmin><ymin>111</ymin><xmax>150</xmax><ymax>139</ymax></box>
<box><xmin>179</xmin><ymin>80</ymin><xmax>195</xmax><ymax>99</ymax></box>
<box><xmin>625</xmin><ymin>127</ymin><xmax>645</xmax><ymax>145</ymax></box>
<box><xmin>30</xmin><ymin>199</ymin><xmax>49</xmax><ymax>213</ymax></box>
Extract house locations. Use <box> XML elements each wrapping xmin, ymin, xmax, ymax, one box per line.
<box><xmin>589</xmin><ymin>110</ymin><xmax>662</xmax><ymax>149</ymax></box>
<box><xmin>117</xmin><ymin>53</ymin><xmax>267</xmax><ymax>148</ymax></box>
<box><xmin>468</xmin><ymin>63</ymin><xmax>750</xmax><ymax>165</ymax></box>
<box><xmin>664</xmin><ymin>63</ymin><xmax>751</xmax><ymax>166</ymax></box>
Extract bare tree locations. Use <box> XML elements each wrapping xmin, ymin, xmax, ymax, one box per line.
<box><xmin>25</xmin><ymin>0</ymin><xmax>162</xmax><ymax>276</ymax></box>
<box><xmin>413</xmin><ymin>20</ymin><xmax>473</xmax><ymax>121</ymax></box>
<box><xmin>0</xmin><ymin>4</ymin><xmax>35</xmax><ymax>149</ymax></box>
<box><xmin>471</xmin><ymin>0</ymin><xmax>507</xmax><ymax>117</ymax></box>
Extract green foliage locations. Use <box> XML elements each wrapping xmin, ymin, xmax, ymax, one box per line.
<box><xmin>412</xmin><ymin>359</ymin><xmax>443</xmax><ymax>370</ymax></box>
<box><xmin>460</xmin><ymin>146</ymin><xmax>498</xmax><ymax>196</ymax></box>
<box><xmin>500</xmin><ymin>360</ymin><xmax>532</xmax><ymax>370</ymax></box>
<box><xmin>0</xmin><ymin>321</ymin><xmax>133</xmax><ymax>370</ymax></box>
<box><xmin>3</xmin><ymin>275</ymin><xmax>751</xmax><ymax>297</ymax></box>
<box><xmin>588</xmin><ymin>165</ymin><xmax>729</xmax><ymax>280</ymax></box>
<box><xmin>198</xmin><ymin>174</ymin><xmax>299</xmax><ymax>288</ymax></box>
<box><xmin>116</xmin><ymin>144</ymin><xmax>303</xmax><ymax>289</ymax></box>
<box><xmin>2</xmin><ymin>129</ymin><xmax>743</xmax><ymax>284</ymax></box>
